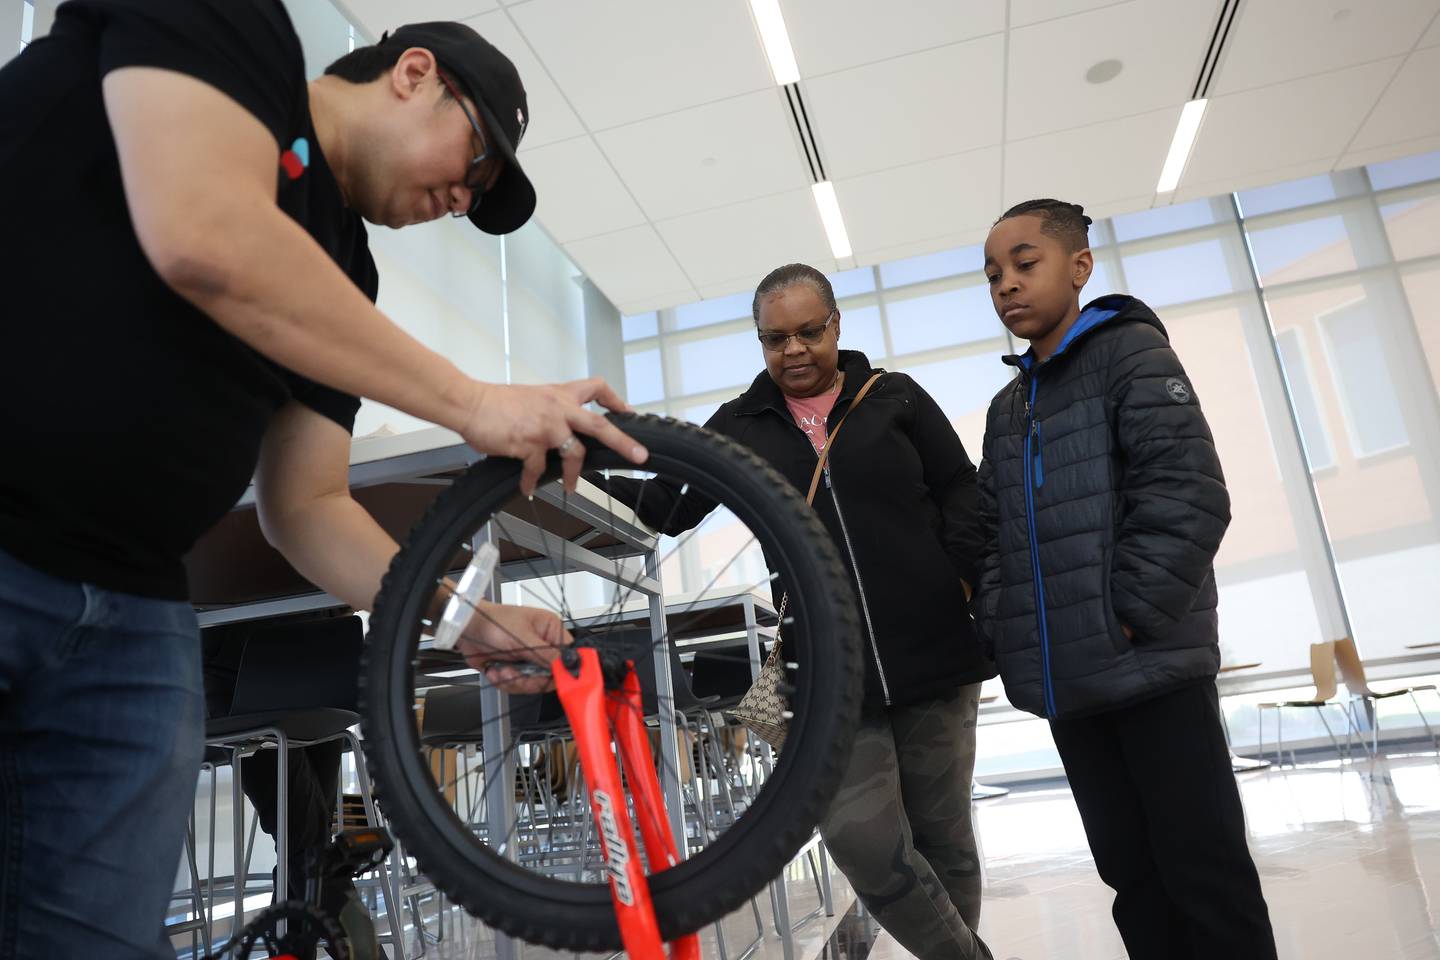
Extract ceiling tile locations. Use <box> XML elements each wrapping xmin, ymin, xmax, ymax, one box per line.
<box><xmin>1350</xmin><ymin>46</ymin><xmax>1440</xmax><ymax>151</ymax></box>
<box><xmin>341</xmin><ymin>0</ymin><xmax>499</xmax><ymax>37</ymax></box>
<box><xmin>521</xmin><ymin>137</ymin><xmax>646</xmax><ymax>242</ymax></box>
<box><xmin>805</xmin><ymin>35</ymin><xmax>1004</xmax><ymax>180</ymax></box>
<box><xmin>1004</xmin><ymin>107</ymin><xmax>1177</xmax><ymax>208</ymax></box>
<box><xmin>461</xmin><ymin>10</ymin><xmax>585</xmax><ymax>149</ymax></box>
<box><xmin>508</xmin><ymin>0</ymin><xmax>772</xmax><ymax>131</ymax></box>
<box><xmin>783</xmin><ymin>0</ymin><xmax>1004</xmax><ymax>77</ymax></box>
<box><xmin>1338</xmin><ymin>135</ymin><xmax>1440</xmax><ymax>172</ymax></box>
<box><xmin>564</xmin><ymin>226</ymin><xmax>694</xmax><ymax>307</ymax></box>
<box><xmin>1171</xmin><ymin>156</ymin><xmax>1337</xmax><ymax>203</ymax></box>
<box><xmin>1010</xmin><ymin>0</ymin><xmax>1128</xmax><ymax>29</ymax></box>
<box><xmin>1007</xmin><ymin>0</ymin><xmax>1222</xmax><ymax>141</ymax></box>
<box><xmin>1083</xmin><ymin>193</ymin><xmax>1163</xmax><ymax>222</ymax></box>
<box><xmin>1424</xmin><ymin>10</ymin><xmax>1440</xmax><ymax>46</ymax></box>
<box><xmin>852</xmin><ymin>229</ymin><xmax>989</xmax><ymax>271</ymax></box>
<box><xmin>595</xmin><ymin>90</ymin><xmax>810</xmax><ymax>221</ymax></box>
<box><xmin>1181</xmin><ymin>58</ymin><xmax>1398</xmax><ymax>186</ymax></box>
<box><xmin>618</xmin><ymin>292</ymin><xmax>700</xmax><ymax>315</ymax></box>
<box><xmin>1213</xmin><ymin>0</ymin><xmax>1439</xmax><ymax>95</ymax></box>
<box><xmin>697</xmin><ymin>277</ymin><xmax>765</xmax><ymax>301</ymax></box>
<box><xmin>654</xmin><ymin>190</ymin><xmax>835</xmax><ymax>289</ymax></box>
<box><xmin>836</xmin><ymin>148</ymin><xmax>1002</xmax><ymax>255</ymax></box>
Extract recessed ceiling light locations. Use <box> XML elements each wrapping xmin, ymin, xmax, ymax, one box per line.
<box><xmin>812</xmin><ymin>181</ymin><xmax>852</xmax><ymax>259</ymax></box>
<box><xmin>1156</xmin><ymin>98</ymin><xmax>1208</xmax><ymax>193</ymax></box>
<box><xmin>748</xmin><ymin>0</ymin><xmax>800</xmax><ymax>86</ymax></box>
<box><xmin>1085</xmin><ymin>59</ymin><xmax>1124</xmax><ymax>84</ymax></box>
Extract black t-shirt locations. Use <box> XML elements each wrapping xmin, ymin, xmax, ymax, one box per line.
<box><xmin>0</xmin><ymin>0</ymin><xmax>377</xmax><ymax>600</ymax></box>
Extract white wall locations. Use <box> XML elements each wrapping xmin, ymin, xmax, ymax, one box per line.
<box><xmin>283</xmin><ymin>0</ymin><xmax>351</xmax><ymax>79</ymax></box>
<box><xmin>505</xmin><ymin>221</ymin><xmax>589</xmax><ymax>386</ymax></box>
<box><xmin>0</xmin><ymin>1</ymin><xmax>23</xmax><ymax>63</ymax></box>
<box><xmin>356</xmin><ymin>220</ymin><xmax>510</xmax><ymax>437</ymax></box>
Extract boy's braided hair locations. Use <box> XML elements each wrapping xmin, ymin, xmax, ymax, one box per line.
<box><xmin>995</xmin><ymin>199</ymin><xmax>1093</xmax><ymax>252</ymax></box>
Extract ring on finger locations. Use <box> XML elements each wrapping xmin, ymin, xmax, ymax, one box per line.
<box><xmin>557</xmin><ymin>435</ymin><xmax>580</xmax><ymax>456</ymax></box>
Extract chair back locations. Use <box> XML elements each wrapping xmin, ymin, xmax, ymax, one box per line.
<box><xmin>1308</xmin><ymin>640</ymin><xmax>1339</xmax><ymax>702</ymax></box>
<box><xmin>625</xmin><ymin>634</ymin><xmax>716</xmax><ymax>715</ymax></box>
<box><xmin>666</xmin><ymin>641</ymin><xmax>716</xmax><ymax>712</ymax></box>
<box><xmin>230</xmin><ymin>614</ymin><xmax>363</xmax><ymax>715</ymax></box>
<box><xmin>688</xmin><ymin>649</ymin><xmax>756</xmax><ymax>707</ymax></box>
<box><xmin>1332</xmin><ymin>637</ymin><xmax>1374</xmax><ymax>697</ymax></box>
<box><xmin>420</xmin><ymin>684</ymin><xmax>546</xmax><ymax>745</ymax></box>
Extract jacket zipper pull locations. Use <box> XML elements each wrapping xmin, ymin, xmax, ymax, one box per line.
<box><xmin>824</xmin><ymin>465</ymin><xmax>832</xmax><ymax>489</ymax></box>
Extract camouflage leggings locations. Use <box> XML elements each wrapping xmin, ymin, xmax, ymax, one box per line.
<box><xmin>819</xmin><ymin>684</ymin><xmax>993</xmax><ymax>960</ymax></box>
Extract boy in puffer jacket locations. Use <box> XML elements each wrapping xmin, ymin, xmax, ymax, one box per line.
<box><xmin>973</xmin><ymin>198</ymin><xmax>1276</xmax><ymax>959</ymax></box>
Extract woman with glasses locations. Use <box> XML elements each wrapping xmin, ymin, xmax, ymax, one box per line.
<box><xmin>607</xmin><ymin>263</ymin><xmax>997</xmax><ymax>959</ymax></box>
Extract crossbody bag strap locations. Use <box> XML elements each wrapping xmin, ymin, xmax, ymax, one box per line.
<box><xmin>804</xmin><ymin>371</ymin><xmax>883</xmax><ymax>505</ymax></box>
<box><xmin>774</xmin><ymin>371</ymin><xmax>884</xmax><ymax>652</ymax></box>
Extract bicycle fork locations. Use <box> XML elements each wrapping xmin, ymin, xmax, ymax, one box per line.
<box><xmin>552</xmin><ymin>648</ymin><xmax>701</xmax><ymax>960</ymax></box>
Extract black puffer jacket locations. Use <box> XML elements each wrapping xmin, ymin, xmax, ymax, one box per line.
<box><xmin>609</xmin><ymin>351</ymin><xmax>996</xmax><ymax>709</ymax></box>
<box><xmin>973</xmin><ymin>295</ymin><xmax>1230</xmax><ymax>719</ymax></box>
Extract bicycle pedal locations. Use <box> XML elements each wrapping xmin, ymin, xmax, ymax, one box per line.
<box><xmin>312</xmin><ymin>827</ymin><xmax>394</xmax><ymax>883</ymax></box>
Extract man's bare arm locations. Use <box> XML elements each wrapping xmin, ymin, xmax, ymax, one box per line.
<box><xmin>256</xmin><ymin>404</ymin><xmax>567</xmax><ymax>692</ymax></box>
<box><xmin>103</xmin><ymin>67</ymin><xmax>645</xmax><ymax>492</ymax></box>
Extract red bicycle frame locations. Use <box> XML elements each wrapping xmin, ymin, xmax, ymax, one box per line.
<box><xmin>552</xmin><ymin>648</ymin><xmax>701</xmax><ymax>960</ymax></box>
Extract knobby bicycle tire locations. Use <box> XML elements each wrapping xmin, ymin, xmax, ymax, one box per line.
<box><xmin>361</xmin><ymin>414</ymin><xmax>862</xmax><ymax>950</ymax></box>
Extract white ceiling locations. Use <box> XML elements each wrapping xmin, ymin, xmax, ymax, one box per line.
<box><xmin>339</xmin><ymin>0</ymin><xmax>1440</xmax><ymax>316</ymax></box>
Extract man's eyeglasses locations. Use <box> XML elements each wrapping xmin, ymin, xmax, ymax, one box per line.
<box><xmin>757</xmin><ymin>311</ymin><xmax>836</xmax><ymax>352</ymax></box>
<box><xmin>437</xmin><ymin>69</ymin><xmax>496</xmax><ymax>217</ymax></box>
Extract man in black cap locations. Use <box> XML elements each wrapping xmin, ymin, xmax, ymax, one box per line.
<box><xmin>0</xmin><ymin>1</ymin><xmax>643</xmax><ymax>955</ymax></box>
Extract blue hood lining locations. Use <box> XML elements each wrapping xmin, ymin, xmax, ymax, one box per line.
<box><xmin>1017</xmin><ymin>296</ymin><xmax>1128</xmax><ymax>370</ymax></box>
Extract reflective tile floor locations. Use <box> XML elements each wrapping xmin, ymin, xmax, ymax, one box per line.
<box><xmin>964</xmin><ymin>749</ymin><xmax>1440</xmax><ymax>960</ymax></box>
<box><xmin>207</xmin><ymin>748</ymin><xmax>1440</xmax><ymax>960</ymax></box>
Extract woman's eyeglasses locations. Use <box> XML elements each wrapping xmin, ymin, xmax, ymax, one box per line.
<box><xmin>757</xmin><ymin>311</ymin><xmax>836</xmax><ymax>352</ymax></box>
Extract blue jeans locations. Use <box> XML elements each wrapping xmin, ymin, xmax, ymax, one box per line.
<box><xmin>0</xmin><ymin>548</ymin><xmax>204</xmax><ymax>958</ymax></box>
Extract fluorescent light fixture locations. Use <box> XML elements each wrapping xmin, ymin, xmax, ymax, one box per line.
<box><xmin>812</xmin><ymin>181</ymin><xmax>852</xmax><ymax>259</ymax></box>
<box><xmin>1156</xmin><ymin>98</ymin><xmax>1207</xmax><ymax>194</ymax></box>
<box><xmin>749</xmin><ymin>0</ymin><xmax>800</xmax><ymax>86</ymax></box>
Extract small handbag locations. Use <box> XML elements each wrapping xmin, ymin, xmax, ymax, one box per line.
<box><xmin>728</xmin><ymin>372</ymin><xmax>883</xmax><ymax>749</ymax></box>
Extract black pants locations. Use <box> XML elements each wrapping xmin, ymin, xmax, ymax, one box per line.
<box><xmin>1049</xmin><ymin>682</ymin><xmax>1277</xmax><ymax>960</ymax></box>
<box><xmin>240</xmin><ymin>741</ymin><xmax>350</xmax><ymax>914</ymax></box>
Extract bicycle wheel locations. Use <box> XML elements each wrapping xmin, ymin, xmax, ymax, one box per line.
<box><xmin>361</xmin><ymin>414</ymin><xmax>862</xmax><ymax>950</ymax></box>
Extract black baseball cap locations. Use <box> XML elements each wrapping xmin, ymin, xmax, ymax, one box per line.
<box><xmin>378</xmin><ymin>21</ymin><xmax>536</xmax><ymax>235</ymax></box>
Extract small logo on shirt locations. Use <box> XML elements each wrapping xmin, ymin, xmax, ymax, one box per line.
<box><xmin>279</xmin><ymin>137</ymin><xmax>310</xmax><ymax>181</ymax></box>
<box><xmin>1165</xmin><ymin>377</ymin><xmax>1191</xmax><ymax>404</ymax></box>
